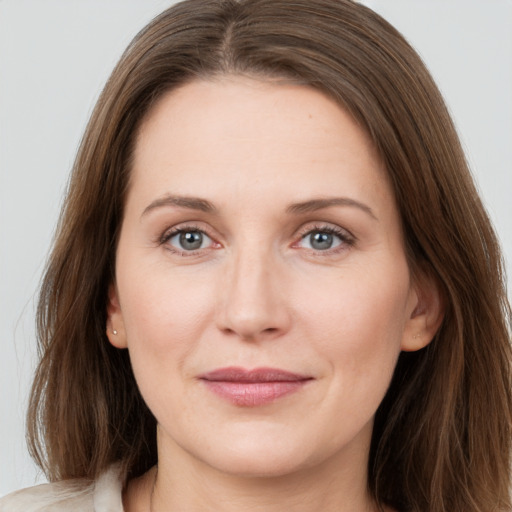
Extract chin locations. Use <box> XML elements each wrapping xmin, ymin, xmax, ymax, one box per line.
<box><xmin>191</xmin><ymin>426</ymin><xmax>325</xmax><ymax>479</ymax></box>
<box><xmin>205</xmin><ymin>448</ymin><xmax>311</xmax><ymax>479</ymax></box>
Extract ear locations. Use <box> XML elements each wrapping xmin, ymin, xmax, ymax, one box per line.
<box><xmin>401</xmin><ymin>268</ymin><xmax>445</xmax><ymax>352</ymax></box>
<box><xmin>106</xmin><ymin>283</ymin><xmax>128</xmax><ymax>349</ymax></box>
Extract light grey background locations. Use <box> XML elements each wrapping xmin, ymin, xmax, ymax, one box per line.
<box><xmin>1</xmin><ymin>0</ymin><xmax>511</xmax><ymax>494</ymax></box>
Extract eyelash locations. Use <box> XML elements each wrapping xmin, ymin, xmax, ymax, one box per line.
<box><xmin>158</xmin><ymin>223</ymin><xmax>215</xmax><ymax>256</ymax></box>
<box><xmin>295</xmin><ymin>223</ymin><xmax>356</xmax><ymax>254</ymax></box>
<box><xmin>158</xmin><ymin>222</ymin><xmax>356</xmax><ymax>256</ymax></box>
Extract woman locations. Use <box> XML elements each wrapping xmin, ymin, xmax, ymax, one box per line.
<box><xmin>1</xmin><ymin>0</ymin><xmax>510</xmax><ymax>511</ymax></box>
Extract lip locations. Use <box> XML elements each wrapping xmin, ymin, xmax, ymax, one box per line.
<box><xmin>199</xmin><ymin>367</ymin><xmax>313</xmax><ymax>407</ymax></box>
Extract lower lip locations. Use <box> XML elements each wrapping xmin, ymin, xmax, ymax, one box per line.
<box><xmin>202</xmin><ymin>380</ymin><xmax>308</xmax><ymax>407</ymax></box>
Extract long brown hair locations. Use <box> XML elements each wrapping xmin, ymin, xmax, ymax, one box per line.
<box><xmin>28</xmin><ymin>1</ymin><xmax>512</xmax><ymax>510</ymax></box>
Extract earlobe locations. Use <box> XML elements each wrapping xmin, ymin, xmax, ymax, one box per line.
<box><xmin>106</xmin><ymin>283</ymin><xmax>128</xmax><ymax>349</ymax></box>
<box><xmin>401</xmin><ymin>269</ymin><xmax>445</xmax><ymax>352</ymax></box>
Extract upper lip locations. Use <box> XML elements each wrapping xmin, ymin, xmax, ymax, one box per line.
<box><xmin>199</xmin><ymin>366</ymin><xmax>312</xmax><ymax>383</ymax></box>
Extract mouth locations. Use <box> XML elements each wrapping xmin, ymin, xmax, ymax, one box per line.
<box><xmin>199</xmin><ymin>367</ymin><xmax>313</xmax><ymax>407</ymax></box>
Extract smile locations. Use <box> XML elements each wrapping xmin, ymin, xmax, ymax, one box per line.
<box><xmin>199</xmin><ymin>367</ymin><xmax>313</xmax><ymax>407</ymax></box>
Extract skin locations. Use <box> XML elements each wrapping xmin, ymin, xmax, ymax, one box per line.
<box><xmin>107</xmin><ymin>76</ymin><xmax>442</xmax><ymax>511</ymax></box>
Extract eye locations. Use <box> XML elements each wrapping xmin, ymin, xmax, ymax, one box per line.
<box><xmin>309</xmin><ymin>231</ymin><xmax>338</xmax><ymax>250</ymax></box>
<box><xmin>300</xmin><ymin>230</ymin><xmax>341</xmax><ymax>250</ymax></box>
<box><xmin>165</xmin><ymin>229</ymin><xmax>213</xmax><ymax>252</ymax></box>
<box><xmin>296</xmin><ymin>226</ymin><xmax>354</xmax><ymax>252</ymax></box>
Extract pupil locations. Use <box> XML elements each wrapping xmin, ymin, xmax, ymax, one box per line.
<box><xmin>311</xmin><ymin>231</ymin><xmax>333</xmax><ymax>250</ymax></box>
<box><xmin>180</xmin><ymin>231</ymin><xmax>203</xmax><ymax>250</ymax></box>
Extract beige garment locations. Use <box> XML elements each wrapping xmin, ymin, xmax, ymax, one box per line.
<box><xmin>0</xmin><ymin>464</ymin><xmax>124</xmax><ymax>512</ymax></box>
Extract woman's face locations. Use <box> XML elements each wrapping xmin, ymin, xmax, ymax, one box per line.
<box><xmin>108</xmin><ymin>77</ymin><xmax>432</xmax><ymax>479</ymax></box>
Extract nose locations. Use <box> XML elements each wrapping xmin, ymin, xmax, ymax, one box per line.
<box><xmin>216</xmin><ymin>246</ymin><xmax>291</xmax><ymax>342</ymax></box>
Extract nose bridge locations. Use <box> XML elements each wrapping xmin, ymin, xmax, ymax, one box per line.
<box><xmin>217</xmin><ymin>239</ymin><xmax>289</xmax><ymax>340</ymax></box>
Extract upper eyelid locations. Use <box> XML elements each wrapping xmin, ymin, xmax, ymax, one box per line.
<box><xmin>164</xmin><ymin>226</ymin><xmax>212</xmax><ymax>240</ymax></box>
<box><xmin>157</xmin><ymin>220</ymin><xmax>355</xmax><ymax>246</ymax></box>
<box><xmin>295</xmin><ymin>222</ymin><xmax>355</xmax><ymax>239</ymax></box>
<box><xmin>161</xmin><ymin>222</ymin><xmax>212</xmax><ymax>237</ymax></box>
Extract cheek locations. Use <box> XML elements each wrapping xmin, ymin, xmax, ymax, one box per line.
<box><xmin>295</xmin><ymin>271</ymin><xmax>409</xmax><ymax>452</ymax></box>
<box><xmin>117</xmin><ymin>267</ymin><xmax>220</xmax><ymax>425</ymax></box>
<box><xmin>297</xmin><ymin>262</ymin><xmax>411</xmax><ymax>386</ymax></box>
<box><xmin>121</xmin><ymin>261</ymin><xmax>210</xmax><ymax>331</ymax></box>
<box><xmin>117</xmin><ymin>265</ymin><xmax>216</xmax><ymax>377</ymax></box>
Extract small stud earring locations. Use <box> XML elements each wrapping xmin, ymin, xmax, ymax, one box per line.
<box><xmin>113</xmin><ymin>329</ymin><xmax>118</xmax><ymax>335</ymax></box>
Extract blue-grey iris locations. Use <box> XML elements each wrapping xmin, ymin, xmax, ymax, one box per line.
<box><xmin>310</xmin><ymin>231</ymin><xmax>333</xmax><ymax>250</ymax></box>
<box><xmin>180</xmin><ymin>231</ymin><xmax>203</xmax><ymax>250</ymax></box>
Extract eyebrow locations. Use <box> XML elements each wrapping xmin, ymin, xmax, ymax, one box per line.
<box><xmin>286</xmin><ymin>197</ymin><xmax>377</xmax><ymax>220</ymax></box>
<box><xmin>141</xmin><ymin>194</ymin><xmax>216</xmax><ymax>217</ymax></box>
<box><xmin>141</xmin><ymin>194</ymin><xmax>376</xmax><ymax>220</ymax></box>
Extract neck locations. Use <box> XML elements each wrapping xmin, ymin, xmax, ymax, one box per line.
<box><xmin>152</xmin><ymin>468</ymin><xmax>375</xmax><ymax>512</ymax></box>
<box><xmin>146</xmin><ymin>436</ymin><xmax>376</xmax><ymax>512</ymax></box>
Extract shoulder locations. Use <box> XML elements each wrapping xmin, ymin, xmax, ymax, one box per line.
<box><xmin>0</xmin><ymin>464</ymin><xmax>124</xmax><ymax>512</ymax></box>
<box><xmin>0</xmin><ymin>478</ymin><xmax>94</xmax><ymax>512</ymax></box>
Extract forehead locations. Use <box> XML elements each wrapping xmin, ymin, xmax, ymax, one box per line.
<box><xmin>129</xmin><ymin>76</ymin><xmax>391</xmax><ymax>211</ymax></box>
<box><xmin>136</xmin><ymin>76</ymin><xmax>378</xmax><ymax>158</ymax></box>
